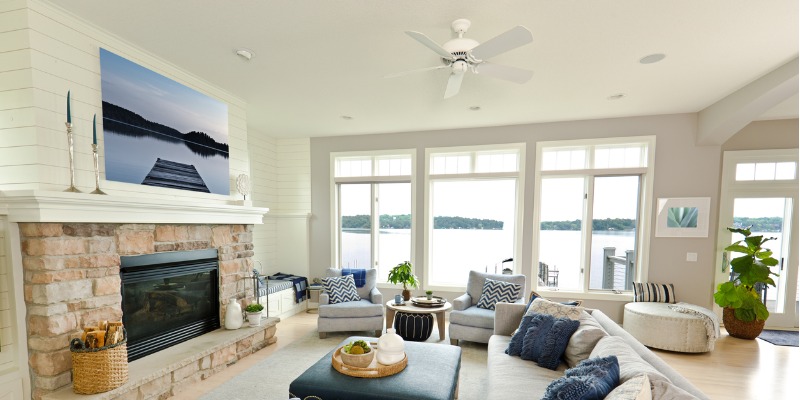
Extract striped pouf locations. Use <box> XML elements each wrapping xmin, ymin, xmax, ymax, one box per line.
<box><xmin>394</xmin><ymin>312</ymin><xmax>434</xmax><ymax>342</ymax></box>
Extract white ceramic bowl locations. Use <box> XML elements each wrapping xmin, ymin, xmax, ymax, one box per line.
<box><xmin>340</xmin><ymin>344</ymin><xmax>374</xmax><ymax>368</ymax></box>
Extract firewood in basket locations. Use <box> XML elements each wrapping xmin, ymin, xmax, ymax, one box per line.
<box><xmin>85</xmin><ymin>331</ymin><xmax>105</xmax><ymax>348</ymax></box>
<box><xmin>81</xmin><ymin>326</ymin><xmax>99</xmax><ymax>343</ymax></box>
<box><xmin>98</xmin><ymin>320</ymin><xmax>108</xmax><ymax>332</ymax></box>
<box><xmin>106</xmin><ymin>326</ymin><xmax>119</xmax><ymax>345</ymax></box>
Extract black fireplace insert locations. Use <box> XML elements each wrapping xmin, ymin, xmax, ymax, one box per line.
<box><xmin>120</xmin><ymin>249</ymin><xmax>220</xmax><ymax>361</ymax></box>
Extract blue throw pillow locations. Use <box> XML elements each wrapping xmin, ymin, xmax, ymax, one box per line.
<box><xmin>505</xmin><ymin>314</ymin><xmax>534</xmax><ymax>356</ymax></box>
<box><xmin>520</xmin><ymin>313</ymin><xmax>555</xmax><ymax>361</ymax></box>
<box><xmin>520</xmin><ymin>312</ymin><xmax>580</xmax><ymax>370</ymax></box>
<box><xmin>542</xmin><ymin>356</ymin><xmax>621</xmax><ymax>400</ymax></box>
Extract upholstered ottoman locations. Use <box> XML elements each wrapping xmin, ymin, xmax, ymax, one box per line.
<box><xmin>394</xmin><ymin>312</ymin><xmax>434</xmax><ymax>341</ymax></box>
<box><xmin>289</xmin><ymin>336</ymin><xmax>461</xmax><ymax>400</ymax></box>
<box><xmin>623</xmin><ymin>302</ymin><xmax>716</xmax><ymax>353</ymax></box>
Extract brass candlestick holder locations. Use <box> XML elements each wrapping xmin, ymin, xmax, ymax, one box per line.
<box><xmin>90</xmin><ymin>144</ymin><xmax>106</xmax><ymax>195</ymax></box>
<box><xmin>64</xmin><ymin>122</ymin><xmax>82</xmax><ymax>193</ymax></box>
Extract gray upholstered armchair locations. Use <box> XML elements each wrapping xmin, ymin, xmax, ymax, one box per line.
<box><xmin>317</xmin><ymin>268</ymin><xmax>384</xmax><ymax>338</ymax></box>
<box><xmin>448</xmin><ymin>270</ymin><xmax>526</xmax><ymax>345</ymax></box>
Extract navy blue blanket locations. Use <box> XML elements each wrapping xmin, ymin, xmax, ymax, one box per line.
<box><xmin>342</xmin><ymin>268</ymin><xmax>366</xmax><ymax>288</ymax></box>
<box><xmin>267</xmin><ymin>273</ymin><xmax>308</xmax><ymax>303</ymax></box>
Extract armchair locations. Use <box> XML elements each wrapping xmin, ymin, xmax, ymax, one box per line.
<box><xmin>448</xmin><ymin>270</ymin><xmax>526</xmax><ymax>345</ymax></box>
<box><xmin>317</xmin><ymin>268</ymin><xmax>384</xmax><ymax>338</ymax></box>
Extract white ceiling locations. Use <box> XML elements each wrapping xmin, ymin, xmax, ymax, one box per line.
<box><xmin>50</xmin><ymin>0</ymin><xmax>799</xmax><ymax>138</ymax></box>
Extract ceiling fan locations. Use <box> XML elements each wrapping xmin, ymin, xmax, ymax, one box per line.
<box><xmin>387</xmin><ymin>19</ymin><xmax>534</xmax><ymax>99</ymax></box>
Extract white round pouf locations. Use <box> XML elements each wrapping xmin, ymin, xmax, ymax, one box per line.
<box><xmin>623</xmin><ymin>302</ymin><xmax>714</xmax><ymax>353</ymax></box>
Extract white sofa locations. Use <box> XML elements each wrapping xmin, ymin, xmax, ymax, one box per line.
<box><xmin>487</xmin><ymin>303</ymin><xmax>709</xmax><ymax>399</ymax></box>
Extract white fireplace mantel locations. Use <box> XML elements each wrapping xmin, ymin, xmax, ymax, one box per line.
<box><xmin>0</xmin><ymin>190</ymin><xmax>269</xmax><ymax>225</ymax></box>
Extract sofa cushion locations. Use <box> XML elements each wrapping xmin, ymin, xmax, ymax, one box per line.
<box><xmin>542</xmin><ymin>356</ymin><xmax>620</xmax><ymax>400</ymax></box>
<box><xmin>650</xmin><ymin>380</ymin><xmax>700</xmax><ymax>400</ymax></box>
<box><xmin>526</xmin><ymin>297</ymin><xmax>584</xmax><ymax>320</ymax></box>
<box><xmin>632</xmin><ymin>282</ymin><xmax>676</xmax><ymax>303</ymax></box>
<box><xmin>449</xmin><ymin>305</ymin><xmax>496</xmax><ymax>329</ymax></box>
<box><xmin>605</xmin><ymin>373</ymin><xmax>651</xmax><ymax>400</ymax></box>
<box><xmin>488</xmin><ymin>335</ymin><xmax>566</xmax><ymax>398</ymax></box>
<box><xmin>564</xmin><ymin>310</ymin><xmax>609</xmax><ymax>367</ymax></box>
<box><xmin>318</xmin><ymin>299</ymin><xmax>383</xmax><ymax>318</ymax></box>
<box><xmin>477</xmin><ymin>278</ymin><xmax>522</xmax><ymax>310</ymax></box>
<box><xmin>520</xmin><ymin>313</ymin><xmax>580</xmax><ymax>370</ymax></box>
<box><xmin>590</xmin><ymin>336</ymin><xmax>671</xmax><ymax>387</ymax></box>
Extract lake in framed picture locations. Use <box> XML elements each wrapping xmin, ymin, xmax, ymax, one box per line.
<box><xmin>99</xmin><ymin>48</ymin><xmax>229</xmax><ymax>195</ymax></box>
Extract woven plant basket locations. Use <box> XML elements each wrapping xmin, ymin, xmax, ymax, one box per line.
<box><xmin>69</xmin><ymin>329</ymin><xmax>129</xmax><ymax>394</ymax></box>
<box><xmin>723</xmin><ymin>307</ymin><xmax>766</xmax><ymax>340</ymax></box>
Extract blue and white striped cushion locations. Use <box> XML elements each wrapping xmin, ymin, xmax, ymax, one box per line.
<box><xmin>632</xmin><ymin>282</ymin><xmax>676</xmax><ymax>303</ymax></box>
<box><xmin>476</xmin><ymin>278</ymin><xmax>522</xmax><ymax>310</ymax></box>
<box><xmin>321</xmin><ymin>274</ymin><xmax>361</xmax><ymax>304</ymax></box>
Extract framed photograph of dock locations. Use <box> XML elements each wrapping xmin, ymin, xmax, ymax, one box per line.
<box><xmin>99</xmin><ymin>48</ymin><xmax>229</xmax><ymax>195</ymax></box>
<box><xmin>655</xmin><ymin>197</ymin><xmax>710</xmax><ymax>237</ymax></box>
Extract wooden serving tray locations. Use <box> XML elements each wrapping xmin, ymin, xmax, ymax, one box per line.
<box><xmin>331</xmin><ymin>344</ymin><xmax>407</xmax><ymax>378</ymax></box>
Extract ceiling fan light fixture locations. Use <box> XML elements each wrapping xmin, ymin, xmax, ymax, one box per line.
<box><xmin>639</xmin><ymin>53</ymin><xmax>666</xmax><ymax>64</ymax></box>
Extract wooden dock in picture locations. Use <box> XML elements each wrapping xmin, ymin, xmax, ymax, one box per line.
<box><xmin>141</xmin><ymin>158</ymin><xmax>211</xmax><ymax>193</ymax></box>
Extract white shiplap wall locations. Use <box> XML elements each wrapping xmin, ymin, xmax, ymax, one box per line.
<box><xmin>1</xmin><ymin>0</ymin><xmax>251</xmax><ymax>203</ymax></box>
<box><xmin>249</xmin><ymin>131</ymin><xmax>278</xmax><ymax>273</ymax></box>
<box><xmin>277</xmin><ymin>138</ymin><xmax>311</xmax><ymax>212</ymax></box>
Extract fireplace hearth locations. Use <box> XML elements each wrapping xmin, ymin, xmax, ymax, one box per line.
<box><xmin>120</xmin><ymin>249</ymin><xmax>221</xmax><ymax>361</ymax></box>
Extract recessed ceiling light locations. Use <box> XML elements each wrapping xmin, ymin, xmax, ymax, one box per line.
<box><xmin>468</xmin><ymin>106</ymin><xmax>481</xmax><ymax>111</ymax></box>
<box><xmin>607</xmin><ymin>93</ymin><xmax>626</xmax><ymax>101</ymax></box>
<box><xmin>235</xmin><ymin>48</ymin><xmax>255</xmax><ymax>61</ymax></box>
<box><xmin>340</xmin><ymin>115</ymin><xmax>354</xmax><ymax>120</ymax></box>
<box><xmin>639</xmin><ymin>53</ymin><xmax>666</xmax><ymax>64</ymax></box>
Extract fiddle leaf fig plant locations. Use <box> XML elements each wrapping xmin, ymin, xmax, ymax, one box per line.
<box><xmin>387</xmin><ymin>261</ymin><xmax>419</xmax><ymax>290</ymax></box>
<box><xmin>713</xmin><ymin>227</ymin><xmax>778</xmax><ymax>322</ymax></box>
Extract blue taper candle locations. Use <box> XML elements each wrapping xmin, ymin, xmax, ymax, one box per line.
<box><xmin>93</xmin><ymin>114</ymin><xmax>97</xmax><ymax>145</ymax></box>
<box><xmin>66</xmin><ymin>90</ymin><xmax>71</xmax><ymax>124</ymax></box>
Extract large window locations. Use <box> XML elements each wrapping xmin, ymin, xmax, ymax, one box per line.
<box><xmin>426</xmin><ymin>146</ymin><xmax>524</xmax><ymax>287</ymax></box>
<box><xmin>333</xmin><ymin>152</ymin><xmax>414</xmax><ymax>283</ymax></box>
<box><xmin>534</xmin><ymin>138</ymin><xmax>654</xmax><ymax>294</ymax></box>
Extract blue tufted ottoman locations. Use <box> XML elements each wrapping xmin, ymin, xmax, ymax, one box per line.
<box><xmin>289</xmin><ymin>336</ymin><xmax>462</xmax><ymax>400</ymax></box>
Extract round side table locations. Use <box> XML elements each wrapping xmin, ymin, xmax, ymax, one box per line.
<box><xmin>385</xmin><ymin>300</ymin><xmax>452</xmax><ymax>341</ymax></box>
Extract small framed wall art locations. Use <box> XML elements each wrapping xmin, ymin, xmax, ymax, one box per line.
<box><xmin>655</xmin><ymin>197</ymin><xmax>711</xmax><ymax>238</ymax></box>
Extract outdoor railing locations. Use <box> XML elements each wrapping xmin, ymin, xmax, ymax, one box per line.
<box><xmin>603</xmin><ymin>247</ymin><xmax>634</xmax><ymax>291</ymax></box>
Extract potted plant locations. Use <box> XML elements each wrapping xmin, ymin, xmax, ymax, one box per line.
<box><xmin>714</xmin><ymin>227</ymin><xmax>779</xmax><ymax>339</ymax></box>
<box><xmin>245</xmin><ymin>303</ymin><xmax>264</xmax><ymax>327</ymax></box>
<box><xmin>388</xmin><ymin>261</ymin><xmax>419</xmax><ymax>301</ymax></box>
<box><xmin>425</xmin><ymin>290</ymin><xmax>433</xmax><ymax>300</ymax></box>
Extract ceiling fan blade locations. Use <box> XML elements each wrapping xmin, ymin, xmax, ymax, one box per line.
<box><xmin>470</xmin><ymin>25</ymin><xmax>533</xmax><ymax>60</ymax></box>
<box><xmin>405</xmin><ymin>31</ymin><xmax>455</xmax><ymax>60</ymax></box>
<box><xmin>475</xmin><ymin>62</ymin><xmax>533</xmax><ymax>84</ymax></box>
<box><xmin>384</xmin><ymin>65</ymin><xmax>449</xmax><ymax>78</ymax></box>
<box><xmin>444</xmin><ymin>72</ymin><xmax>465</xmax><ymax>99</ymax></box>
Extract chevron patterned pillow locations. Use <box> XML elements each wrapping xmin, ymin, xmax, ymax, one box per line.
<box><xmin>476</xmin><ymin>278</ymin><xmax>522</xmax><ymax>310</ymax></box>
<box><xmin>321</xmin><ymin>274</ymin><xmax>361</xmax><ymax>304</ymax></box>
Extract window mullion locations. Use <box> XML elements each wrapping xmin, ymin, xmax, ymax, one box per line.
<box><xmin>582</xmin><ymin>176</ymin><xmax>595</xmax><ymax>292</ymax></box>
<box><xmin>371</xmin><ymin>184</ymin><xmax>378</xmax><ymax>269</ymax></box>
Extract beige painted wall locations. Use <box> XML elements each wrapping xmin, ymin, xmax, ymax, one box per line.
<box><xmin>722</xmin><ymin>119</ymin><xmax>799</xmax><ymax>151</ymax></box>
<box><xmin>310</xmin><ymin>113</ymin><xmax>723</xmax><ymax>320</ymax></box>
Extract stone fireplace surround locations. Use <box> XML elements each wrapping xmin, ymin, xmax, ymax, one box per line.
<box><xmin>1</xmin><ymin>191</ymin><xmax>273</xmax><ymax>399</ymax></box>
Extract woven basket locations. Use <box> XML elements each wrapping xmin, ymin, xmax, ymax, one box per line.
<box><xmin>723</xmin><ymin>307</ymin><xmax>765</xmax><ymax>340</ymax></box>
<box><xmin>70</xmin><ymin>329</ymin><xmax>129</xmax><ymax>394</ymax></box>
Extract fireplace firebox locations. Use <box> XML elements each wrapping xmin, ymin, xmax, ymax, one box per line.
<box><xmin>120</xmin><ymin>249</ymin><xmax>221</xmax><ymax>361</ymax></box>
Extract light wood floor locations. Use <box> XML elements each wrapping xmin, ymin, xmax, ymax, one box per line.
<box><xmin>170</xmin><ymin>312</ymin><xmax>798</xmax><ymax>399</ymax></box>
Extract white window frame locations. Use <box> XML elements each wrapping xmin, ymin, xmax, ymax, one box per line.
<box><xmin>532</xmin><ymin>136</ymin><xmax>656</xmax><ymax>301</ymax></box>
<box><xmin>329</xmin><ymin>150</ymin><xmax>416</xmax><ymax>281</ymax></box>
<box><xmin>424</xmin><ymin>143</ymin><xmax>526</xmax><ymax>291</ymax></box>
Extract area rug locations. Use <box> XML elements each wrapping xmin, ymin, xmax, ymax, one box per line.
<box><xmin>757</xmin><ymin>329</ymin><xmax>799</xmax><ymax>347</ymax></box>
<box><xmin>199</xmin><ymin>331</ymin><xmax>488</xmax><ymax>400</ymax></box>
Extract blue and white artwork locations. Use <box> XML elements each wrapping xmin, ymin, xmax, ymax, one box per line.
<box><xmin>99</xmin><ymin>48</ymin><xmax>229</xmax><ymax>195</ymax></box>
